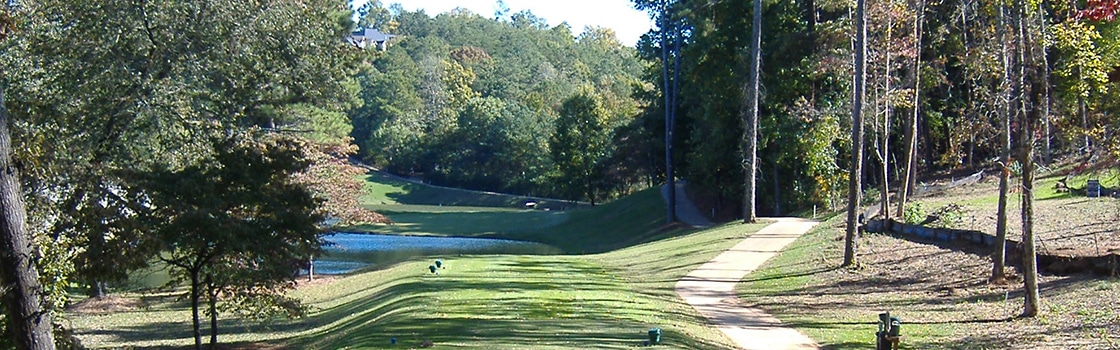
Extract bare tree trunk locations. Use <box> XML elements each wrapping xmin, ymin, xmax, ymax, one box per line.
<box><xmin>742</xmin><ymin>0</ymin><xmax>763</xmax><ymax>223</ymax></box>
<box><xmin>898</xmin><ymin>0</ymin><xmax>925</xmax><ymax>219</ymax></box>
<box><xmin>878</xmin><ymin>16</ymin><xmax>893</xmax><ymax>220</ymax></box>
<box><xmin>207</xmin><ymin>274</ymin><xmax>219</xmax><ymax>349</ymax></box>
<box><xmin>1079</xmin><ymin>96</ymin><xmax>1089</xmax><ymax>153</ymax></box>
<box><xmin>307</xmin><ymin>256</ymin><xmax>314</xmax><ymax>282</ymax></box>
<box><xmin>660</xmin><ymin>10</ymin><xmax>677</xmax><ymax>223</ymax></box>
<box><xmin>1040</xmin><ymin>8</ymin><xmax>1052</xmax><ymax>166</ymax></box>
<box><xmin>844</xmin><ymin>0</ymin><xmax>867</xmax><ymax>268</ymax></box>
<box><xmin>0</xmin><ymin>83</ymin><xmax>57</xmax><ymax>350</ymax></box>
<box><xmin>1017</xmin><ymin>0</ymin><xmax>1041</xmax><ymax>317</ymax></box>
<box><xmin>993</xmin><ymin>3</ymin><xmax>1012</xmax><ymax>284</ymax></box>
<box><xmin>190</xmin><ymin>270</ymin><xmax>203</xmax><ymax>350</ymax></box>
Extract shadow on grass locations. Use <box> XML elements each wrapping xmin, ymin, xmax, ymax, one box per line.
<box><xmin>287</xmin><ymin>266</ymin><xmax>728</xmax><ymax>349</ymax></box>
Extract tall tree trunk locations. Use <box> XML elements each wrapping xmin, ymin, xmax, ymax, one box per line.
<box><xmin>307</xmin><ymin>256</ymin><xmax>314</xmax><ymax>282</ymax></box>
<box><xmin>1039</xmin><ymin>3</ymin><xmax>1052</xmax><ymax>166</ymax></box>
<box><xmin>897</xmin><ymin>0</ymin><xmax>925</xmax><ymax>218</ymax></box>
<box><xmin>190</xmin><ymin>270</ymin><xmax>203</xmax><ymax>350</ymax></box>
<box><xmin>844</xmin><ymin>0</ymin><xmax>867</xmax><ymax>268</ymax></box>
<box><xmin>993</xmin><ymin>3</ymin><xmax>1012</xmax><ymax>284</ymax></box>
<box><xmin>661</xmin><ymin>11</ymin><xmax>677</xmax><ymax>223</ymax></box>
<box><xmin>0</xmin><ymin>83</ymin><xmax>57</xmax><ymax>350</ymax></box>
<box><xmin>1079</xmin><ymin>96</ymin><xmax>1089</xmax><ymax>153</ymax></box>
<box><xmin>773</xmin><ymin>165</ymin><xmax>781</xmax><ymax>215</ymax></box>
<box><xmin>1017</xmin><ymin>0</ymin><xmax>1041</xmax><ymax>317</ymax></box>
<box><xmin>207</xmin><ymin>275</ymin><xmax>218</xmax><ymax>349</ymax></box>
<box><xmin>743</xmin><ymin>0</ymin><xmax>762</xmax><ymax>223</ymax></box>
<box><xmin>878</xmin><ymin>16</ymin><xmax>893</xmax><ymax>220</ymax></box>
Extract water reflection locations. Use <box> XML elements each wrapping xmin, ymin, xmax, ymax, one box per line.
<box><xmin>312</xmin><ymin>233</ymin><xmax>560</xmax><ymax>274</ymax></box>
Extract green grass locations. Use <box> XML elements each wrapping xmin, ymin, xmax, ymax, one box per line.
<box><xmin>71</xmin><ymin>174</ymin><xmax>771</xmax><ymax>349</ymax></box>
<box><xmin>359</xmin><ymin>172</ymin><xmax>583</xmax><ymax>210</ymax></box>
<box><xmin>352</xmin><ymin>175</ymin><xmax>681</xmax><ymax>254</ymax></box>
<box><xmin>75</xmin><ymin>227</ymin><xmax>763</xmax><ymax>349</ymax></box>
<box><xmin>286</xmin><ymin>222</ymin><xmax>766</xmax><ymax>349</ymax></box>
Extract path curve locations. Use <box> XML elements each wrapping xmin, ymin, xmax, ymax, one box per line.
<box><xmin>660</xmin><ymin>183</ymin><xmax>713</xmax><ymax>228</ymax></box>
<box><xmin>676</xmin><ymin>217</ymin><xmax>820</xmax><ymax>350</ymax></box>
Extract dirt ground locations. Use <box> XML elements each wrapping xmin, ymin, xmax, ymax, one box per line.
<box><xmin>936</xmin><ymin>175</ymin><xmax>1120</xmax><ymax>257</ymax></box>
<box><xmin>746</xmin><ymin>166</ymin><xmax>1120</xmax><ymax>349</ymax></box>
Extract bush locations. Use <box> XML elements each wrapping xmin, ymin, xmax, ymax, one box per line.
<box><xmin>903</xmin><ymin>202</ymin><xmax>927</xmax><ymax>225</ymax></box>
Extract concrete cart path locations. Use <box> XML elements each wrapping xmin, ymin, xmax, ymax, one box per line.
<box><xmin>675</xmin><ymin>217</ymin><xmax>821</xmax><ymax>350</ymax></box>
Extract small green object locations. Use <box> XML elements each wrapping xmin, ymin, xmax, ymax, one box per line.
<box><xmin>429</xmin><ymin>265</ymin><xmax>437</xmax><ymax>273</ymax></box>
<box><xmin>888</xmin><ymin>316</ymin><xmax>901</xmax><ymax>337</ymax></box>
<box><xmin>648</xmin><ymin>328</ymin><xmax>661</xmax><ymax>345</ymax></box>
<box><xmin>435</xmin><ymin>260</ymin><xmax>443</xmax><ymax>268</ymax></box>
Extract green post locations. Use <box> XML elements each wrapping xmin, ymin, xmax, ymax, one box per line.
<box><xmin>648</xmin><ymin>328</ymin><xmax>661</xmax><ymax>345</ymax></box>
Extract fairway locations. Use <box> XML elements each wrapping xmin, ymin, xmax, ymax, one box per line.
<box><xmin>68</xmin><ymin>175</ymin><xmax>771</xmax><ymax>349</ymax></box>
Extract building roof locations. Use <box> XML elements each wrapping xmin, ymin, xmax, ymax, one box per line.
<box><xmin>351</xmin><ymin>28</ymin><xmax>395</xmax><ymax>43</ymax></box>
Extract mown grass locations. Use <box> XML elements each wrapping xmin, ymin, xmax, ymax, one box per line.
<box><xmin>285</xmin><ymin>221</ymin><xmax>766</xmax><ymax>350</ymax></box>
<box><xmin>68</xmin><ymin>174</ymin><xmax>769</xmax><ymax>349</ymax></box>
<box><xmin>359</xmin><ymin>172</ymin><xmax>584</xmax><ymax>210</ymax></box>
<box><xmin>352</xmin><ymin>172</ymin><xmax>681</xmax><ymax>254</ymax></box>
<box><xmin>71</xmin><ymin>230</ymin><xmax>761</xmax><ymax>349</ymax></box>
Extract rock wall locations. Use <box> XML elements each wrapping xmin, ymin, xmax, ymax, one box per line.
<box><xmin>865</xmin><ymin>219</ymin><xmax>1119</xmax><ymax>277</ymax></box>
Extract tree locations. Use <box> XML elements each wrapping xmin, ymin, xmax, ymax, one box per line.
<box><xmin>0</xmin><ymin>4</ymin><xmax>56</xmax><ymax>348</ymax></box>
<box><xmin>0</xmin><ymin>69</ymin><xmax>57</xmax><ymax>350</ymax></box>
<box><xmin>741</xmin><ymin>0</ymin><xmax>763</xmax><ymax>224</ymax></box>
<box><xmin>844</xmin><ymin>0</ymin><xmax>868</xmax><ymax>268</ymax></box>
<box><xmin>897</xmin><ymin>0</ymin><xmax>926</xmax><ymax>219</ymax></box>
<box><xmin>551</xmin><ymin>88</ymin><xmax>612</xmax><ymax>204</ymax></box>
<box><xmin>634</xmin><ymin>0</ymin><xmax>682</xmax><ymax>222</ymax></box>
<box><xmin>4</xmin><ymin>0</ymin><xmax>359</xmax><ymax>346</ymax></box>
<box><xmin>141</xmin><ymin>134</ymin><xmax>324</xmax><ymax>350</ymax></box>
<box><xmin>1013</xmin><ymin>0</ymin><xmax>1041</xmax><ymax>317</ymax></box>
<box><xmin>992</xmin><ymin>3</ymin><xmax>1012</xmax><ymax>284</ymax></box>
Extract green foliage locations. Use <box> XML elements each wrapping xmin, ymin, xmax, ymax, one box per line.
<box><xmin>352</xmin><ymin>4</ymin><xmax>644</xmax><ymax>199</ymax></box>
<box><xmin>903</xmin><ymin>202</ymin><xmax>927</xmax><ymax>225</ymax></box>
<box><xmin>141</xmin><ymin>132</ymin><xmax>325</xmax><ymax>347</ymax></box>
<box><xmin>3</xmin><ymin>0</ymin><xmax>361</xmax><ymax>346</ymax></box>
<box><xmin>551</xmin><ymin>87</ymin><xmax>614</xmax><ymax>204</ymax></box>
<box><xmin>930</xmin><ymin>203</ymin><xmax>966</xmax><ymax>228</ymax></box>
<box><xmin>1051</xmin><ymin>21</ymin><xmax>1110</xmax><ymax>100</ymax></box>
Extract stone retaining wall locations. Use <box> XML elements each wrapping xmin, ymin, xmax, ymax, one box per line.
<box><xmin>865</xmin><ymin>219</ymin><xmax>1119</xmax><ymax>277</ymax></box>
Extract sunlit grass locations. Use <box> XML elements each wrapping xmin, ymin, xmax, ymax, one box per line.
<box><xmin>70</xmin><ymin>173</ymin><xmax>771</xmax><ymax>349</ymax></box>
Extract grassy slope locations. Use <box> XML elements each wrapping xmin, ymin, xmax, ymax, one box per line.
<box><xmin>352</xmin><ymin>171</ymin><xmax>677</xmax><ymax>254</ymax></box>
<box><xmin>69</xmin><ymin>175</ymin><xmax>768</xmax><ymax>349</ymax></box>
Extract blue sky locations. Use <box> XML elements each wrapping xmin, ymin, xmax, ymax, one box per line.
<box><xmin>360</xmin><ymin>0</ymin><xmax>655</xmax><ymax>46</ymax></box>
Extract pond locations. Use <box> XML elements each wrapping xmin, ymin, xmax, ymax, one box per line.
<box><xmin>312</xmin><ymin>233</ymin><xmax>561</xmax><ymax>275</ymax></box>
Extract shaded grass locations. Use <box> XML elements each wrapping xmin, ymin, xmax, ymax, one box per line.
<box><xmin>359</xmin><ymin>172</ymin><xmax>583</xmax><ymax>210</ymax></box>
<box><xmin>351</xmin><ymin>186</ymin><xmax>683</xmax><ymax>255</ymax></box>
<box><xmin>69</xmin><ymin>223</ymin><xmax>768</xmax><ymax>349</ymax></box>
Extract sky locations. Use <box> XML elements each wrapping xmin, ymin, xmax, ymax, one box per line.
<box><xmin>363</xmin><ymin>0</ymin><xmax>655</xmax><ymax>46</ymax></box>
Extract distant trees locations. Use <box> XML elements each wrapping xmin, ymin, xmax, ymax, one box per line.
<box><xmin>351</xmin><ymin>5</ymin><xmax>647</xmax><ymax>201</ymax></box>
<box><xmin>551</xmin><ymin>89</ymin><xmax>614</xmax><ymax>204</ymax></box>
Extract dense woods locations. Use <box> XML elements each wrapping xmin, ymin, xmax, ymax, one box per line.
<box><xmin>1</xmin><ymin>0</ymin><xmax>1119</xmax><ymax>347</ymax></box>
<box><xmin>321</xmin><ymin>0</ymin><xmax>1120</xmax><ymax>219</ymax></box>
<box><xmin>351</xmin><ymin>4</ymin><xmax>650</xmax><ymax>200</ymax></box>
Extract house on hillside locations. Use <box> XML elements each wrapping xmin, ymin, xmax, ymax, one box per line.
<box><xmin>349</xmin><ymin>28</ymin><xmax>396</xmax><ymax>51</ymax></box>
